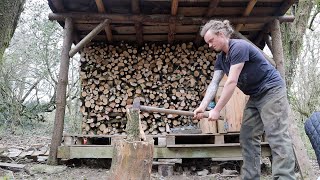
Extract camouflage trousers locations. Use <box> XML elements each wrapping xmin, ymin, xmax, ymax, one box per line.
<box><xmin>240</xmin><ymin>86</ymin><xmax>296</xmax><ymax>180</ymax></box>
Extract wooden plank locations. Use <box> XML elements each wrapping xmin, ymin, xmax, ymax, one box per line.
<box><xmin>0</xmin><ymin>162</ymin><xmax>25</xmax><ymax>169</ymax></box>
<box><xmin>194</xmin><ymin>0</ymin><xmax>220</xmax><ymax>45</ymax></box>
<box><xmin>58</xmin><ymin>145</ymin><xmax>271</xmax><ymax>159</ymax></box>
<box><xmin>49</xmin><ymin>13</ymin><xmax>295</xmax><ymax>25</ymax></box>
<box><xmin>158</xmin><ymin>137</ymin><xmax>167</xmax><ymax>147</ymax></box>
<box><xmin>206</xmin><ymin>0</ymin><xmax>220</xmax><ymax>17</ymax></box>
<box><xmin>83</xmin><ymin>34</ymin><xmax>252</xmax><ymax>42</ymax></box>
<box><xmin>168</xmin><ymin>18</ymin><xmax>176</xmax><ymax>44</ymax></box>
<box><xmin>166</xmin><ymin>136</ymin><xmax>175</xmax><ymax>145</ymax></box>
<box><xmin>69</xmin><ymin>19</ymin><xmax>109</xmax><ymax>57</ymax></box>
<box><xmin>215</xmin><ymin>135</ymin><xmax>225</xmax><ymax>144</ymax></box>
<box><xmin>75</xmin><ymin>23</ymin><xmax>265</xmax><ymax>33</ymax></box>
<box><xmin>168</xmin><ymin>0</ymin><xmax>178</xmax><ymax>44</ymax></box>
<box><xmin>236</xmin><ymin>0</ymin><xmax>258</xmax><ymax>31</ymax></box>
<box><xmin>135</xmin><ymin>22</ymin><xmax>143</xmax><ymax>46</ymax></box>
<box><xmin>224</xmin><ymin>87</ymin><xmax>247</xmax><ymax>132</ymax></box>
<box><xmin>95</xmin><ymin>0</ymin><xmax>106</xmax><ymax>13</ymax></box>
<box><xmin>171</xmin><ymin>0</ymin><xmax>179</xmax><ymax>16</ymax></box>
<box><xmin>166</xmin><ymin>133</ymin><xmax>240</xmax><ymax>136</ymax></box>
<box><xmin>179</xmin><ymin>7</ymin><xmax>274</xmax><ymax>17</ymax></box>
<box><xmin>217</xmin><ymin>120</ymin><xmax>228</xmax><ymax>133</ymax></box>
<box><xmin>95</xmin><ymin>0</ymin><xmax>112</xmax><ymax>42</ymax></box>
<box><xmin>211</xmin><ymin>157</ymin><xmax>243</xmax><ymax>161</ymax></box>
<box><xmin>198</xmin><ymin>118</ymin><xmax>217</xmax><ymax>134</ymax></box>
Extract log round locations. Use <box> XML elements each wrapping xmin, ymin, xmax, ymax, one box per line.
<box><xmin>109</xmin><ymin>139</ymin><xmax>154</xmax><ymax>180</ymax></box>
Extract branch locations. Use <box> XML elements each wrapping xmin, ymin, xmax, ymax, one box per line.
<box><xmin>308</xmin><ymin>11</ymin><xmax>320</xmax><ymax>31</ymax></box>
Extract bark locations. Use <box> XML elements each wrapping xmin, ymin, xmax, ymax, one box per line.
<box><xmin>48</xmin><ymin>17</ymin><xmax>73</xmax><ymax>165</ymax></box>
<box><xmin>281</xmin><ymin>0</ymin><xmax>315</xmax><ymax>90</ymax></box>
<box><xmin>0</xmin><ymin>0</ymin><xmax>26</xmax><ymax>63</ymax></box>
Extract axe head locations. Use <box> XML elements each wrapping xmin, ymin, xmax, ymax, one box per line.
<box><xmin>133</xmin><ymin>97</ymin><xmax>141</xmax><ymax>109</ymax></box>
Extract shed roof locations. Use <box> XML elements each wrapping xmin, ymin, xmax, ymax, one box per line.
<box><xmin>48</xmin><ymin>0</ymin><xmax>297</xmax><ymax>47</ymax></box>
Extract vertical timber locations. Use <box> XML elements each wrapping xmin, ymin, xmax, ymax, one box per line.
<box><xmin>48</xmin><ymin>17</ymin><xmax>73</xmax><ymax>165</ymax></box>
<box><xmin>270</xmin><ymin>19</ymin><xmax>285</xmax><ymax>80</ymax></box>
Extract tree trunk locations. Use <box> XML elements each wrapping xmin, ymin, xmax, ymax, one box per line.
<box><xmin>0</xmin><ymin>0</ymin><xmax>26</xmax><ymax>62</ymax></box>
<box><xmin>281</xmin><ymin>0</ymin><xmax>314</xmax><ymax>90</ymax></box>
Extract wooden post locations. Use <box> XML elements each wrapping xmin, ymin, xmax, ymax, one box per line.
<box><xmin>270</xmin><ymin>19</ymin><xmax>286</xmax><ymax>80</ymax></box>
<box><xmin>270</xmin><ymin>19</ymin><xmax>317</xmax><ymax>179</ymax></box>
<box><xmin>69</xmin><ymin>19</ymin><xmax>109</xmax><ymax>57</ymax></box>
<box><xmin>48</xmin><ymin>17</ymin><xmax>73</xmax><ymax>165</ymax></box>
<box><xmin>109</xmin><ymin>107</ymin><xmax>154</xmax><ymax>180</ymax></box>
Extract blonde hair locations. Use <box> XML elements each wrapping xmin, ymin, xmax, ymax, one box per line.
<box><xmin>200</xmin><ymin>20</ymin><xmax>234</xmax><ymax>38</ymax></box>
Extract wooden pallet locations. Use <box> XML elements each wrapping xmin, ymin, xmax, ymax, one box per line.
<box><xmin>63</xmin><ymin>133</ymin><xmax>268</xmax><ymax>148</ymax></box>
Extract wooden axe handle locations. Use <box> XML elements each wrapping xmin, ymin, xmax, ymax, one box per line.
<box><xmin>140</xmin><ymin>105</ymin><xmax>209</xmax><ymax>118</ymax></box>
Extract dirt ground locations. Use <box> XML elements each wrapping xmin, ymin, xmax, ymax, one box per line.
<box><xmin>0</xmin><ymin>135</ymin><xmax>319</xmax><ymax>180</ymax></box>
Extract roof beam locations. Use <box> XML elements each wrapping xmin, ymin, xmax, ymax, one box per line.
<box><xmin>69</xmin><ymin>19</ymin><xmax>109</xmax><ymax>57</ymax></box>
<box><xmin>95</xmin><ymin>0</ymin><xmax>113</xmax><ymax>42</ymax></box>
<box><xmin>206</xmin><ymin>0</ymin><xmax>220</xmax><ymax>17</ymax></box>
<box><xmin>235</xmin><ymin>0</ymin><xmax>257</xmax><ymax>31</ymax></box>
<box><xmin>168</xmin><ymin>0</ymin><xmax>179</xmax><ymax>44</ymax></box>
<box><xmin>194</xmin><ymin>0</ymin><xmax>220</xmax><ymax>46</ymax></box>
<box><xmin>49</xmin><ymin>13</ymin><xmax>295</xmax><ymax>24</ymax></box>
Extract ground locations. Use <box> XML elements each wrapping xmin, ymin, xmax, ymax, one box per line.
<box><xmin>0</xmin><ymin>135</ymin><xmax>319</xmax><ymax>180</ymax></box>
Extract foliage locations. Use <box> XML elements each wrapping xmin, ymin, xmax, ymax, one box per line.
<box><xmin>0</xmin><ymin>0</ymin><xmax>80</xmax><ymax>134</ymax></box>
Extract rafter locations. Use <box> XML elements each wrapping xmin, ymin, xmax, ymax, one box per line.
<box><xmin>95</xmin><ymin>0</ymin><xmax>113</xmax><ymax>42</ymax></box>
<box><xmin>49</xmin><ymin>13</ymin><xmax>295</xmax><ymax>24</ymax></box>
<box><xmin>69</xmin><ymin>19</ymin><xmax>110</xmax><ymax>57</ymax></box>
<box><xmin>235</xmin><ymin>0</ymin><xmax>257</xmax><ymax>31</ymax></box>
<box><xmin>194</xmin><ymin>0</ymin><xmax>220</xmax><ymax>46</ymax></box>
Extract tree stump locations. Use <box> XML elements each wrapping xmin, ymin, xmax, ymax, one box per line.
<box><xmin>109</xmin><ymin>107</ymin><xmax>154</xmax><ymax>180</ymax></box>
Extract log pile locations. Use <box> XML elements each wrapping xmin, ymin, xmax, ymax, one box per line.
<box><xmin>80</xmin><ymin>42</ymin><xmax>216</xmax><ymax>135</ymax></box>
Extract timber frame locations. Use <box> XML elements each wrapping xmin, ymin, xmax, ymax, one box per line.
<box><xmin>47</xmin><ymin>0</ymin><xmax>317</xmax><ymax>179</ymax></box>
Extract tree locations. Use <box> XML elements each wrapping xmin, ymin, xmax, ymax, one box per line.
<box><xmin>281</xmin><ymin>0</ymin><xmax>316</xmax><ymax>90</ymax></box>
<box><xmin>0</xmin><ymin>0</ymin><xmax>26</xmax><ymax>63</ymax></box>
<box><xmin>0</xmin><ymin>0</ymin><xmax>80</xmax><ymax>134</ymax></box>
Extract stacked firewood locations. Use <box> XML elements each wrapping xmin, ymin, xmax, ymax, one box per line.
<box><xmin>80</xmin><ymin>42</ymin><xmax>216</xmax><ymax>135</ymax></box>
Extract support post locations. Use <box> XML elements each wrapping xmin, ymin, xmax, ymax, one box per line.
<box><xmin>270</xmin><ymin>19</ymin><xmax>317</xmax><ymax>179</ymax></box>
<box><xmin>270</xmin><ymin>19</ymin><xmax>285</xmax><ymax>80</ymax></box>
<box><xmin>48</xmin><ymin>17</ymin><xmax>73</xmax><ymax>165</ymax></box>
<box><xmin>69</xmin><ymin>19</ymin><xmax>109</xmax><ymax>57</ymax></box>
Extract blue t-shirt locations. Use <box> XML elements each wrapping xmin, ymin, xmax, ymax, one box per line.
<box><xmin>214</xmin><ymin>39</ymin><xmax>284</xmax><ymax>96</ymax></box>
